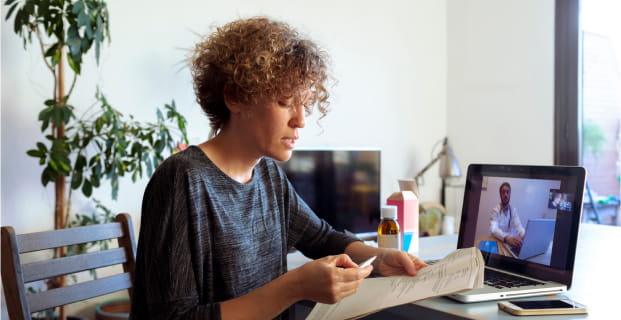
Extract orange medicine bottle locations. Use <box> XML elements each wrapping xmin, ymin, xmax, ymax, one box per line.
<box><xmin>378</xmin><ymin>205</ymin><xmax>401</xmax><ymax>250</ymax></box>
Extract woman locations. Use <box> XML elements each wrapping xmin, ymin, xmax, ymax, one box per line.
<box><xmin>130</xmin><ymin>17</ymin><xmax>427</xmax><ymax>320</ymax></box>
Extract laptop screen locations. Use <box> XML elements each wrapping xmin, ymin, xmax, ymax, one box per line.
<box><xmin>457</xmin><ymin>164</ymin><xmax>586</xmax><ymax>287</ymax></box>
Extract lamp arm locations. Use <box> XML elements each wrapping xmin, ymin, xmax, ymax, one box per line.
<box><xmin>414</xmin><ymin>151</ymin><xmax>444</xmax><ymax>180</ymax></box>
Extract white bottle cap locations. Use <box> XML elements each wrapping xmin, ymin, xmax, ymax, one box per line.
<box><xmin>381</xmin><ymin>205</ymin><xmax>398</xmax><ymax>220</ymax></box>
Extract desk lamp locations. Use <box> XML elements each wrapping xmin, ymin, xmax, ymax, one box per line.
<box><xmin>414</xmin><ymin>137</ymin><xmax>461</xmax><ymax>206</ymax></box>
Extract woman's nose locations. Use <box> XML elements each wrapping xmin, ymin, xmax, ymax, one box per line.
<box><xmin>289</xmin><ymin>105</ymin><xmax>306</xmax><ymax>128</ymax></box>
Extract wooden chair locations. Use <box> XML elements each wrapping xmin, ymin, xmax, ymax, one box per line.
<box><xmin>1</xmin><ymin>213</ymin><xmax>137</xmax><ymax>320</ymax></box>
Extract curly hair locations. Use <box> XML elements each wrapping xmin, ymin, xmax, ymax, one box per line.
<box><xmin>191</xmin><ymin>17</ymin><xmax>332</xmax><ymax>136</ymax></box>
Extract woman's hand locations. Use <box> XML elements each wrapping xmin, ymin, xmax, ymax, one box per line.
<box><xmin>291</xmin><ymin>254</ymin><xmax>373</xmax><ymax>304</ymax></box>
<box><xmin>373</xmin><ymin>248</ymin><xmax>428</xmax><ymax>277</ymax></box>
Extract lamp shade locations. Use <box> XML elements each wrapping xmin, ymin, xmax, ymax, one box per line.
<box><xmin>414</xmin><ymin>137</ymin><xmax>461</xmax><ymax>183</ymax></box>
<box><xmin>439</xmin><ymin>142</ymin><xmax>461</xmax><ymax>179</ymax></box>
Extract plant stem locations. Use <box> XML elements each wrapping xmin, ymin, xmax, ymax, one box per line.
<box><xmin>66</xmin><ymin>72</ymin><xmax>78</xmax><ymax>101</ymax></box>
<box><xmin>54</xmin><ymin>42</ymin><xmax>68</xmax><ymax>320</ymax></box>
<box><xmin>36</xmin><ymin>26</ymin><xmax>55</xmax><ymax>75</ymax></box>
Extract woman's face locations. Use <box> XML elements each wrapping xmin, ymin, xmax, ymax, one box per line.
<box><xmin>240</xmin><ymin>91</ymin><xmax>310</xmax><ymax>162</ymax></box>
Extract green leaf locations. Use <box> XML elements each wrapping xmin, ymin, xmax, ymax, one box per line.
<box><xmin>89</xmin><ymin>154</ymin><xmax>101</xmax><ymax>167</ymax></box>
<box><xmin>44</xmin><ymin>44</ymin><xmax>57</xmax><ymax>59</ymax></box>
<box><xmin>43</xmin><ymin>162</ymin><xmax>58</xmax><ymax>182</ymax></box>
<box><xmin>51</xmin><ymin>45</ymin><xmax>61</xmax><ymax>66</ymax></box>
<box><xmin>5</xmin><ymin>2</ymin><xmax>19</xmax><ymax>21</ymax></box>
<box><xmin>57</xmin><ymin>157</ymin><xmax>71</xmax><ymax>174</ymax></box>
<box><xmin>49</xmin><ymin>158</ymin><xmax>59</xmax><ymax>171</ymax></box>
<box><xmin>71</xmin><ymin>0</ymin><xmax>84</xmax><ymax>15</ymax></box>
<box><xmin>82</xmin><ymin>179</ymin><xmax>93</xmax><ymax>197</ymax></box>
<box><xmin>80</xmin><ymin>37</ymin><xmax>91</xmax><ymax>54</ymax></box>
<box><xmin>27</xmin><ymin>149</ymin><xmax>43</xmax><ymax>158</ymax></box>
<box><xmin>94</xmin><ymin>15</ymin><xmax>103</xmax><ymax>62</ymax></box>
<box><xmin>37</xmin><ymin>1</ymin><xmax>49</xmax><ymax>19</ymax></box>
<box><xmin>13</xmin><ymin>7</ymin><xmax>23</xmax><ymax>34</ymax></box>
<box><xmin>66</xmin><ymin>25</ymin><xmax>83</xmax><ymax>72</ymax></box>
<box><xmin>37</xmin><ymin>142</ymin><xmax>48</xmax><ymax>153</ymax></box>
<box><xmin>153</xmin><ymin>139</ymin><xmax>164</xmax><ymax>153</ymax></box>
<box><xmin>52</xmin><ymin>107</ymin><xmax>65</xmax><ymax>127</ymax></box>
<box><xmin>90</xmin><ymin>174</ymin><xmax>100</xmax><ymax>188</ymax></box>
<box><xmin>38</xmin><ymin>107</ymin><xmax>53</xmax><ymax>128</ymax></box>
<box><xmin>22</xmin><ymin>0</ymin><xmax>33</xmax><ymax>16</ymax></box>
<box><xmin>63</xmin><ymin>104</ymin><xmax>75</xmax><ymax>123</ymax></box>
<box><xmin>93</xmin><ymin>161</ymin><xmax>102</xmax><ymax>177</ymax></box>
<box><xmin>71</xmin><ymin>170</ymin><xmax>83</xmax><ymax>189</ymax></box>
<box><xmin>94</xmin><ymin>35</ymin><xmax>101</xmax><ymax>63</ymax></box>
<box><xmin>131</xmin><ymin>141</ymin><xmax>142</xmax><ymax>155</ymax></box>
<box><xmin>41</xmin><ymin>168</ymin><xmax>52</xmax><ymax>186</ymax></box>
<box><xmin>77</xmin><ymin>12</ymin><xmax>89</xmax><ymax>30</ymax></box>
<box><xmin>177</xmin><ymin>116</ymin><xmax>186</xmax><ymax>132</ymax></box>
<box><xmin>75</xmin><ymin>154</ymin><xmax>87</xmax><ymax>170</ymax></box>
<box><xmin>94</xmin><ymin>117</ymin><xmax>105</xmax><ymax>133</ymax></box>
<box><xmin>66</xmin><ymin>52</ymin><xmax>80</xmax><ymax>74</ymax></box>
<box><xmin>111</xmin><ymin>177</ymin><xmax>119</xmax><ymax>200</ymax></box>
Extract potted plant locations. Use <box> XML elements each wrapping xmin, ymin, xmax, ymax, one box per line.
<box><xmin>4</xmin><ymin>0</ymin><xmax>188</xmax><ymax>318</ymax></box>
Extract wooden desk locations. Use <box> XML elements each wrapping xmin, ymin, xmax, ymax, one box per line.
<box><xmin>289</xmin><ymin>223</ymin><xmax>620</xmax><ymax>319</ymax></box>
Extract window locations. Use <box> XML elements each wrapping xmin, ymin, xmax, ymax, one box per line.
<box><xmin>555</xmin><ymin>0</ymin><xmax>620</xmax><ymax>226</ymax></box>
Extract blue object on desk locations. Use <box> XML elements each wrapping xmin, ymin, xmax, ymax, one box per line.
<box><xmin>403</xmin><ymin>232</ymin><xmax>414</xmax><ymax>252</ymax></box>
<box><xmin>478</xmin><ymin>240</ymin><xmax>498</xmax><ymax>254</ymax></box>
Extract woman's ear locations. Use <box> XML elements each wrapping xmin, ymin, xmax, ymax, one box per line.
<box><xmin>223</xmin><ymin>84</ymin><xmax>242</xmax><ymax>114</ymax></box>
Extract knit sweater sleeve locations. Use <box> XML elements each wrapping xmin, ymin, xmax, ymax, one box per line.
<box><xmin>130</xmin><ymin>156</ymin><xmax>220</xmax><ymax>320</ymax></box>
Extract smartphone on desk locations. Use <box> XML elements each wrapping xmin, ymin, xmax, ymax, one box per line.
<box><xmin>498</xmin><ymin>299</ymin><xmax>587</xmax><ymax>316</ymax></box>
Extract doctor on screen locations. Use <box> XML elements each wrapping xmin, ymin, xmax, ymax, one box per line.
<box><xmin>489</xmin><ymin>182</ymin><xmax>526</xmax><ymax>250</ymax></box>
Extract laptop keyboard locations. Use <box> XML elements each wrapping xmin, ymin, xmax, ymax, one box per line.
<box><xmin>484</xmin><ymin>268</ymin><xmax>544</xmax><ymax>289</ymax></box>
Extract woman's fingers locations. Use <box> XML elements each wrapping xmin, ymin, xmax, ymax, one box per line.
<box><xmin>376</xmin><ymin>249</ymin><xmax>428</xmax><ymax>276</ymax></box>
<box><xmin>298</xmin><ymin>254</ymin><xmax>372</xmax><ymax>304</ymax></box>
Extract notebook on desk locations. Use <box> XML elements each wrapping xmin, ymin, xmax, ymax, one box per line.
<box><xmin>447</xmin><ymin>164</ymin><xmax>586</xmax><ymax>303</ymax></box>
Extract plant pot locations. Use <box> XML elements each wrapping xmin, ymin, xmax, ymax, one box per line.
<box><xmin>95</xmin><ymin>298</ymin><xmax>131</xmax><ymax>320</ymax></box>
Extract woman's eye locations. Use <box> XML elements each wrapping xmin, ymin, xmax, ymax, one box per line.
<box><xmin>278</xmin><ymin>100</ymin><xmax>293</xmax><ymax>108</ymax></box>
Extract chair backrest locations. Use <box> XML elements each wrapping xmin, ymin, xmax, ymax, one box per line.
<box><xmin>1</xmin><ymin>213</ymin><xmax>137</xmax><ymax>320</ymax></box>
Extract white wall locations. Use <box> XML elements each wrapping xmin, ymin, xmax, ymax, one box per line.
<box><xmin>447</xmin><ymin>0</ymin><xmax>555</xmax><ymax>166</ymax></box>
<box><xmin>445</xmin><ymin>0</ymin><xmax>555</xmax><ymax>219</ymax></box>
<box><xmin>1</xmin><ymin>0</ymin><xmax>447</xmax><ymax>234</ymax></box>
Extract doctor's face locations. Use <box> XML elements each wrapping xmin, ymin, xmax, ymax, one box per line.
<box><xmin>500</xmin><ymin>185</ymin><xmax>511</xmax><ymax>206</ymax></box>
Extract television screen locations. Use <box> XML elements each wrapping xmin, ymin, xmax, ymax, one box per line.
<box><xmin>277</xmin><ymin>149</ymin><xmax>381</xmax><ymax>233</ymax></box>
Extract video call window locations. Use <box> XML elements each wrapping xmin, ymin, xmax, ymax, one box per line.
<box><xmin>547</xmin><ymin>190</ymin><xmax>574</xmax><ymax>211</ymax></box>
<box><xmin>474</xmin><ymin>176</ymin><xmax>565</xmax><ymax>267</ymax></box>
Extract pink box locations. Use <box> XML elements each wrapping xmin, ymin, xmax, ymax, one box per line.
<box><xmin>386</xmin><ymin>191</ymin><xmax>419</xmax><ymax>233</ymax></box>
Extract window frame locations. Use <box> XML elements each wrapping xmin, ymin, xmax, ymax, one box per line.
<box><xmin>554</xmin><ymin>0</ymin><xmax>582</xmax><ymax>166</ymax></box>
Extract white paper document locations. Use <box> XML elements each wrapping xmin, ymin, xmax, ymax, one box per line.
<box><xmin>306</xmin><ymin>247</ymin><xmax>484</xmax><ymax>320</ymax></box>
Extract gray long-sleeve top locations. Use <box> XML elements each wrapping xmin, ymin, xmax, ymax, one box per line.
<box><xmin>130</xmin><ymin>146</ymin><xmax>359</xmax><ymax>319</ymax></box>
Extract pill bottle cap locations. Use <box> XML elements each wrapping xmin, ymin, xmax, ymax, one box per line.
<box><xmin>381</xmin><ymin>205</ymin><xmax>397</xmax><ymax>220</ymax></box>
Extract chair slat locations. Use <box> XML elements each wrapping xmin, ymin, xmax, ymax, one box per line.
<box><xmin>28</xmin><ymin>272</ymin><xmax>132</xmax><ymax>313</ymax></box>
<box><xmin>16</xmin><ymin>222</ymin><xmax>123</xmax><ymax>253</ymax></box>
<box><xmin>22</xmin><ymin>248</ymin><xmax>128</xmax><ymax>283</ymax></box>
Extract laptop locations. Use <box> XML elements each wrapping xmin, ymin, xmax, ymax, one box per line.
<box><xmin>504</xmin><ymin>218</ymin><xmax>555</xmax><ymax>260</ymax></box>
<box><xmin>447</xmin><ymin>164</ymin><xmax>586</xmax><ymax>303</ymax></box>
